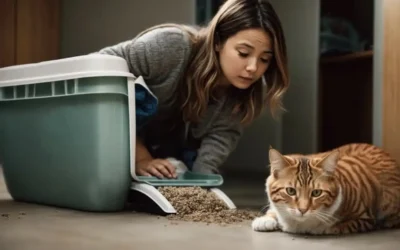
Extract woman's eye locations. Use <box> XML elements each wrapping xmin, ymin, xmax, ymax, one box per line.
<box><xmin>286</xmin><ymin>187</ymin><xmax>296</xmax><ymax>196</ymax></box>
<box><xmin>238</xmin><ymin>51</ymin><xmax>249</xmax><ymax>57</ymax></box>
<box><xmin>311</xmin><ymin>189</ymin><xmax>322</xmax><ymax>197</ymax></box>
<box><xmin>261</xmin><ymin>58</ymin><xmax>270</xmax><ymax>63</ymax></box>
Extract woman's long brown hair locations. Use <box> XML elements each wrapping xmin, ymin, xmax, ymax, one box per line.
<box><xmin>135</xmin><ymin>0</ymin><xmax>289</xmax><ymax>125</ymax></box>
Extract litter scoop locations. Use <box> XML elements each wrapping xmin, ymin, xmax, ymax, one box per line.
<box><xmin>129</xmin><ymin>158</ymin><xmax>236</xmax><ymax>214</ymax></box>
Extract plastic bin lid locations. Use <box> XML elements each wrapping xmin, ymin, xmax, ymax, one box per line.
<box><xmin>0</xmin><ymin>54</ymin><xmax>135</xmax><ymax>87</ymax></box>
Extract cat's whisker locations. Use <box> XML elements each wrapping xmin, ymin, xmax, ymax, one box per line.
<box><xmin>315</xmin><ymin>211</ymin><xmax>335</xmax><ymax>220</ymax></box>
<box><xmin>317</xmin><ymin>212</ymin><xmax>337</xmax><ymax>219</ymax></box>
<box><xmin>258</xmin><ymin>204</ymin><xmax>270</xmax><ymax>214</ymax></box>
<box><xmin>315</xmin><ymin>214</ymin><xmax>331</xmax><ymax>225</ymax></box>
<box><xmin>315</xmin><ymin>210</ymin><xmax>339</xmax><ymax>221</ymax></box>
<box><xmin>314</xmin><ymin>212</ymin><xmax>331</xmax><ymax>222</ymax></box>
<box><xmin>314</xmin><ymin>211</ymin><xmax>338</xmax><ymax>225</ymax></box>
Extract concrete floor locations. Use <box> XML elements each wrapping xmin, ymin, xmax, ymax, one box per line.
<box><xmin>1</xmin><ymin>168</ymin><xmax>400</xmax><ymax>250</ymax></box>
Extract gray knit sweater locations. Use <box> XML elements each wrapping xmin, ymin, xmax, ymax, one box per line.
<box><xmin>97</xmin><ymin>27</ymin><xmax>243</xmax><ymax>174</ymax></box>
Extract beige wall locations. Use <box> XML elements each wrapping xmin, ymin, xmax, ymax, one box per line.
<box><xmin>61</xmin><ymin>0</ymin><xmax>195</xmax><ymax>57</ymax></box>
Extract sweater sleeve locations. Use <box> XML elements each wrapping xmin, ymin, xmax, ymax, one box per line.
<box><xmin>97</xmin><ymin>27</ymin><xmax>191</xmax><ymax>88</ymax></box>
<box><xmin>191</xmin><ymin>108</ymin><xmax>244</xmax><ymax>174</ymax></box>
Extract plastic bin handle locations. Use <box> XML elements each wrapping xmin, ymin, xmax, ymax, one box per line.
<box><xmin>128</xmin><ymin>75</ymin><xmax>158</xmax><ymax>182</ymax></box>
<box><xmin>127</xmin><ymin>76</ymin><xmax>139</xmax><ymax>182</ymax></box>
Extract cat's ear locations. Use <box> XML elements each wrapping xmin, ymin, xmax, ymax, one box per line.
<box><xmin>316</xmin><ymin>150</ymin><xmax>339</xmax><ymax>174</ymax></box>
<box><xmin>269</xmin><ymin>148</ymin><xmax>290</xmax><ymax>177</ymax></box>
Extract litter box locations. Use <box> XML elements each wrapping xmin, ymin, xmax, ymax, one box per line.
<box><xmin>0</xmin><ymin>54</ymin><xmax>236</xmax><ymax>213</ymax></box>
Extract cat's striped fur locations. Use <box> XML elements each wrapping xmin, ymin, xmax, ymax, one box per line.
<box><xmin>252</xmin><ymin>143</ymin><xmax>400</xmax><ymax>235</ymax></box>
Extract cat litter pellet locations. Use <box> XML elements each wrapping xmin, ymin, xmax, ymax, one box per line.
<box><xmin>157</xmin><ymin>186</ymin><xmax>258</xmax><ymax>225</ymax></box>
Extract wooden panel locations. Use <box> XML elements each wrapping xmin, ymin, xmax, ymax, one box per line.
<box><xmin>383</xmin><ymin>0</ymin><xmax>400</xmax><ymax>162</ymax></box>
<box><xmin>0</xmin><ymin>0</ymin><xmax>16</xmax><ymax>67</ymax></box>
<box><xmin>15</xmin><ymin>0</ymin><xmax>60</xmax><ymax>64</ymax></box>
<box><xmin>320</xmin><ymin>50</ymin><xmax>372</xmax><ymax>64</ymax></box>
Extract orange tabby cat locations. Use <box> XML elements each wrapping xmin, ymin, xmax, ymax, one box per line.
<box><xmin>252</xmin><ymin>143</ymin><xmax>400</xmax><ymax>235</ymax></box>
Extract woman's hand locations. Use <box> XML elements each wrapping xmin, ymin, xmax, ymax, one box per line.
<box><xmin>135</xmin><ymin>138</ymin><xmax>177</xmax><ymax>178</ymax></box>
<box><xmin>136</xmin><ymin>158</ymin><xmax>177</xmax><ymax>179</ymax></box>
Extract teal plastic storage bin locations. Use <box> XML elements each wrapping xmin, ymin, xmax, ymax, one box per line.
<box><xmin>0</xmin><ymin>55</ymin><xmax>135</xmax><ymax>212</ymax></box>
<box><xmin>0</xmin><ymin>55</ymin><xmax>227</xmax><ymax>214</ymax></box>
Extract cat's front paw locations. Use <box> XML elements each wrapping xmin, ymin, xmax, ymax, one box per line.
<box><xmin>251</xmin><ymin>216</ymin><xmax>278</xmax><ymax>232</ymax></box>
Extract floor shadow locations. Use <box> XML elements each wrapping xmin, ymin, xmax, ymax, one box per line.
<box><xmin>218</xmin><ymin>171</ymin><xmax>269</xmax><ymax>210</ymax></box>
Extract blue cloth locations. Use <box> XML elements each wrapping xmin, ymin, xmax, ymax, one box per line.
<box><xmin>134</xmin><ymin>83</ymin><xmax>198</xmax><ymax>169</ymax></box>
<box><xmin>135</xmin><ymin>84</ymin><xmax>158</xmax><ymax>129</ymax></box>
<box><xmin>181</xmin><ymin>150</ymin><xmax>197</xmax><ymax>170</ymax></box>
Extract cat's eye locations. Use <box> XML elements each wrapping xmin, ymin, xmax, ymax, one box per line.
<box><xmin>286</xmin><ymin>187</ymin><xmax>296</xmax><ymax>196</ymax></box>
<box><xmin>311</xmin><ymin>189</ymin><xmax>322</xmax><ymax>197</ymax></box>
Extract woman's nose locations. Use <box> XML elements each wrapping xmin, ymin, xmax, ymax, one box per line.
<box><xmin>246</xmin><ymin>58</ymin><xmax>258</xmax><ymax>73</ymax></box>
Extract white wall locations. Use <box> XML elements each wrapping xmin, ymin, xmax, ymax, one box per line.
<box><xmin>61</xmin><ymin>0</ymin><xmax>196</xmax><ymax>57</ymax></box>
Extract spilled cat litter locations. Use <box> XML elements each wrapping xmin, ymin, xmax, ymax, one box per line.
<box><xmin>157</xmin><ymin>186</ymin><xmax>258</xmax><ymax>225</ymax></box>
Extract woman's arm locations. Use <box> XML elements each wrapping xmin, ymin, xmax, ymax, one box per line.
<box><xmin>96</xmin><ymin>27</ymin><xmax>192</xmax><ymax>178</ymax></box>
<box><xmin>191</xmin><ymin>111</ymin><xmax>243</xmax><ymax>174</ymax></box>
<box><xmin>97</xmin><ymin>27</ymin><xmax>192</xmax><ymax>88</ymax></box>
<box><xmin>135</xmin><ymin>138</ymin><xmax>177</xmax><ymax>178</ymax></box>
<box><xmin>135</xmin><ymin>138</ymin><xmax>153</xmax><ymax>163</ymax></box>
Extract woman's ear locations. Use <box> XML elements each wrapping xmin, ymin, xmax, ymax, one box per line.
<box><xmin>214</xmin><ymin>31</ymin><xmax>221</xmax><ymax>52</ymax></box>
<box><xmin>215</xmin><ymin>41</ymin><xmax>222</xmax><ymax>52</ymax></box>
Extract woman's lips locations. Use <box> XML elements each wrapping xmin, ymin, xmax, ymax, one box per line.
<box><xmin>239</xmin><ymin>76</ymin><xmax>253</xmax><ymax>81</ymax></box>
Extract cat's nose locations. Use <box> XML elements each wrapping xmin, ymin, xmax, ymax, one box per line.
<box><xmin>298</xmin><ymin>208</ymin><xmax>308</xmax><ymax>215</ymax></box>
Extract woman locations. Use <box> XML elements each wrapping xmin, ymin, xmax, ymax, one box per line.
<box><xmin>98</xmin><ymin>0</ymin><xmax>289</xmax><ymax>178</ymax></box>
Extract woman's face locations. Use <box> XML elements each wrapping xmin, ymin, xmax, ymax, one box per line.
<box><xmin>217</xmin><ymin>28</ymin><xmax>273</xmax><ymax>89</ymax></box>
